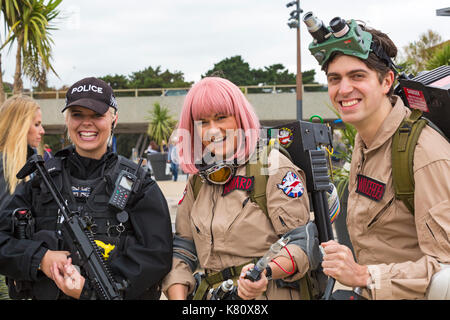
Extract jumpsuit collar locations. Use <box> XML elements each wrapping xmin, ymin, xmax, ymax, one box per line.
<box><xmin>355</xmin><ymin>96</ymin><xmax>409</xmax><ymax>153</ymax></box>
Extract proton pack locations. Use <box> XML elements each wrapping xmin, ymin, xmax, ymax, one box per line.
<box><xmin>395</xmin><ymin>65</ymin><xmax>450</xmax><ymax>140</ymax></box>
<box><xmin>392</xmin><ymin>65</ymin><xmax>450</xmax><ymax>213</ymax></box>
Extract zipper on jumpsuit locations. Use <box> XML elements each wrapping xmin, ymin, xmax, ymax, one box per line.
<box><xmin>209</xmin><ymin>186</ymin><xmax>219</xmax><ymax>250</ymax></box>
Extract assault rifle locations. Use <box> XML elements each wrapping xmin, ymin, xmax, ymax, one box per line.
<box><xmin>17</xmin><ymin>154</ymin><xmax>126</xmax><ymax>300</ymax></box>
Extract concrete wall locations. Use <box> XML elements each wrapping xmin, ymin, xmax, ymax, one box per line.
<box><xmin>39</xmin><ymin>91</ymin><xmax>336</xmax><ymax>134</ymax></box>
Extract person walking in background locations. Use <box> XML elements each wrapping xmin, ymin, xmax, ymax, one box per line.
<box><xmin>43</xmin><ymin>144</ymin><xmax>53</xmax><ymax>161</ymax></box>
<box><xmin>146</xmin><ymin>140</ymin><xmax>160</xmax><ymax>174</ymax></box>
<box><xmin>167</xmin><ymin>136</ymin><xmax>179</xmax><ymax>181</ymax></box>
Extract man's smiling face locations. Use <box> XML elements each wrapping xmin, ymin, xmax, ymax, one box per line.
<box><xmin>326</xmin><ymin>54</ymin><xmax>393</xmax><ymax>129</ymax></box>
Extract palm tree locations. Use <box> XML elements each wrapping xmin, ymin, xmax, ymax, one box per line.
<box><xmin>0</xmin><ymin>0</ymin><xmax>18</xmax><ymax>102</ymax></box>
<box><xmin>146</xmin><ymin>102</ymin><xmax>177</xmax><ymax>152</ymax></box>
<box><xmin>426</xmin><ymin>42</ymin><xmax>450</xmax><ymax>70</ymax></box>
<box><xmin>1</xmin><ymin>0</ymin><xmax>61</xmax><ymax>94</ymax></box>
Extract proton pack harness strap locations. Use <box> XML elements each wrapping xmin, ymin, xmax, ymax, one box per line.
<box><xmin>246</xmin><ymin>151</ymin><xmax>269</xmax><ymax>218</ymax></box>
<box><xmin>391</xmin><ymin>109</ymin><xmax>427</xmax><ymax>214</ymax></box>
<box><xmin>192</xmin><ymin>260</ymin><xmax>258</xmax><ymax>300</ymax></box>
<box><xmin>246</xmin><ymin>139</ymin><xmax>293</xmax><ymax>218</ymax></box>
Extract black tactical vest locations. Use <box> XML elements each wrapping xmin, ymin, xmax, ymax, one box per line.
<box><xmin>25</xmin><ymin>153</ymin><xmax>146</xmax><ymax>299</ymax></box>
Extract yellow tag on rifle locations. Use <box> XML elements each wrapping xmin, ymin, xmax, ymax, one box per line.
<box><xmin>94</xmin><ymin>240</ymin><xmax>115</xmax><ymax>260</ymax></box>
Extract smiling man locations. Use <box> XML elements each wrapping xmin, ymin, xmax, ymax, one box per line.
<box><xmin>305</xmin><ymin>17</ymin><xmax>450</xmax><ymax>300</ymax></box>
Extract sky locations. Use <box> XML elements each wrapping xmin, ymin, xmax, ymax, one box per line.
<box><xmin>1</xmin><ymin>0</ymin><xmax>449</xmax><ymax>89</ymax></box>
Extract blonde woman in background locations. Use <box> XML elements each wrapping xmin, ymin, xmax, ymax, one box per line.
<box><xmin>0</xmin><ymin>95</ymin><xmax>45</xmax><ymax>210</ymax></box>
<box><xmin>0</xmin><ymin>95</ymin><xmax>44</xmax><ymax>300</ymax></box>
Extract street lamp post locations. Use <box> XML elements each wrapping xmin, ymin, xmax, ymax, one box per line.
<box><xmin>286</xmin><ymin>1</ymin><xmax>303</xmax><ymax>120</ymax></box>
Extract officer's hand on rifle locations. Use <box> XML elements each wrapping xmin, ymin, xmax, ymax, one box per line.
<box><xmin>51</xmin><ymin>257</ymin><xmax>85</xmax><ymax>299</ymax></box>
<box><xmin>321</xmin><ymin>240</ymin><xmax>370</xmax><ymax>288</ymax></box>
<box><xmin>40</xmin><ymin>250</ymin><xmax>71</xmax><ymax>280</ymax></box>
<box><xmin>237</xmin><ymin>263</ymin><xmax>268</xmax><ymax>300</ymax></box>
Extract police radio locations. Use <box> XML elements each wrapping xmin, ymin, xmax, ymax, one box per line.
<box><xmin>108</xmin><ymin>158</ymin><xmax>143</xmax><ymax>211</ymax></box>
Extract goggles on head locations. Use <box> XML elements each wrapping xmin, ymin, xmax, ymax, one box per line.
<box><xmin>303</xmin><ymin>12</ymin><xmax>397</xmax><ymax>72</ymax></box>
<box><xmin>196</xmin><ymin>161</ymin><xmax>237</xmax><ymax>185</ymax></box>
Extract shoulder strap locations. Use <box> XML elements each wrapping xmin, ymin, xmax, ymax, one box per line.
<box><xmin>391</xmin><ymin>109</ymin><xmax>427</xmax><ymax>214</ymax></box>
<box><xmin>191</xmin><ymin>174</ymin><xmax>204</xmax><ymax>200</ymax></box>
<box><xmin>247</xmin><ymin>155</ymin><xmax>269</xmax><ymax>218</ymax></box>
<box><xmin>247</xmin><ymin>139</ymin><xmax>293</xmax><ymax>218</ymax></box>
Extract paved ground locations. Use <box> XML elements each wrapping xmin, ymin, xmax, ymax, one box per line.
<box><xmin>154</xmin><ymin>174</ymin><xmax>189</xmax><ymax>229</ymax></box>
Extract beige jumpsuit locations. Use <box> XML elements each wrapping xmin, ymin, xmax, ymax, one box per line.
<box><xmin>347</xmin><ymin>97</ymin><xmax>450</xmax><ymax>299</ymax></box>
<box><xmin>162</xmin><ymin>149</ymin><xmax>312</xmax><ymax>299</ymax></box>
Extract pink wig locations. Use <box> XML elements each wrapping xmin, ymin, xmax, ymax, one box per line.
<box><xmin>176</xmin><ymin>77</ymin><xmax>260</xmax><ymax>174</ymax></box>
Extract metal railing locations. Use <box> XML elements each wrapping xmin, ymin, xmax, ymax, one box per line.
<box><xmin>6</xmin><ymin>83</ymin><xmax>326</xmax><ymax>99</ymax></box>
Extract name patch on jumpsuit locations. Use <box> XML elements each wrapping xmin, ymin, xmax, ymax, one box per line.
<box><xmin>356</xmin><ymin>174</ymin><xmax>386</xmax><ymax>201</ymax></box>
<box><xmin>222</xmin><ymin>176</ymin><xmax>254</xmax><ymax>196</ymax></box>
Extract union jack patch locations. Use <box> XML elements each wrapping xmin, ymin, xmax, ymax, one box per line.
<box><xmin>277</xmin><ymin>171</ymin><xmax>304</xmax><ymax>198</ymax></box>
<box><xmin>72</xmin><ymin>185</ymin><xmax>91</xmax><ymax>198</ymax></box>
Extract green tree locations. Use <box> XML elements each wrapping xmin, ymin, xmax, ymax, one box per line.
<box><xmin>146</xmin><ymin>102</ymin><xmax>177</xmax><ymax>151</ymax></box>
<box><xmin>129</xmin><ymin>65</ymin><xmax>192</xmax><ymax>89</ymax></box>
<box><xmin>203</xmin><ymin>55</ymin><xmax>255</xmax><ymax>85</ymax></box>
<box><xmin>400</xmin><ymin>30</ymin><xmax>442</xmax><ymax>75</ymax></box>
<box><xmin>204</xmin><ymin>55</ymin><xmax>319</xmax><ymax>87</ymax></box>
<box><xmin>99</xmin><ymin>74</ymin><xmax>130</xmax><ymax>89</ymax></box>
<box><xmin>254</xmin><ymin>63</ymin><xmax>296</xmax><ymax>85</ymax></box>
<box><xmin>302</xmin><ymin>69</ymin><xmax>318</xmax><ymax>84</ymax></box>
<box><xmin>1</xmin><ymin>0</ymin><xmax>62</xmax><ymax>94</ymax></box>
<box><xmin>426</xmin><ymin>42</ymin><xmax>450</xmax><ymax>70</ymax></box>
<box><xmin>0</xmin><ymin>0</ymin><xmax>18</xmax><ymax>102</ymax></box>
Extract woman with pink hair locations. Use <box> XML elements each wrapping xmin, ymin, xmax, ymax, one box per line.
<box><xmin>162</xmin><ymin>77</ymin><xmax>314</xmax><ymax>300</ymax></box>
<box><xmin>176</xmin><ymin>76</ymin><xmax>260</xmax><ymax>174</ymax></box>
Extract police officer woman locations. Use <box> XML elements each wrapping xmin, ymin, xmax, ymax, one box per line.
<box><xmin>306</xmin><ymin>19</ymin><xmax>450</xmax><ymax>299</ymax></box>
<box><xmin>162</xmin><ymin>77</ymin><xmax>320</xmax><ymax>300</ymax></box>
<box><xmin>0</xmin><ymin>77</ymin><xmax>173</xmax><ymax>300</ymax></box>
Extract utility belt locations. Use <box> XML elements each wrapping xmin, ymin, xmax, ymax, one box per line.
<box><xmin>192</xmin><ymin>260</ymin><xmax>258</xmax><ymax>300</ymax></box>
<box><xmin>191</xmin><ymin>260</ymin><xmax>314</xmax><ymax>300</ymax></box>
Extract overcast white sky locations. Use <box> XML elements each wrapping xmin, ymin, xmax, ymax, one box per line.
<box><xmin>2</xmin><ymin>0</ymin><xmax>449</xmax><ymax>89</ymax></box>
